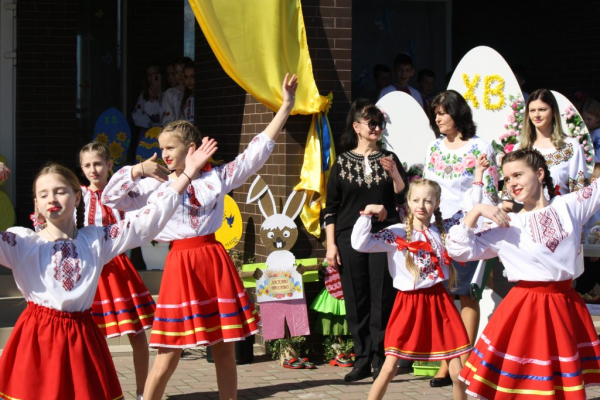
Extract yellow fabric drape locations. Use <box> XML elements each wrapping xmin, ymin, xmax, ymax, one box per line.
<box><xmin>293</xmin><ymin>110</ymin><xmax>336</xmax><ymax>237</ymax></box>
<box><xmin>188</xmin><ymin>0</ymin><xmax>329</xmax><ymax>115</ymax></box>
<box><xmin>189</xmin><ymin>0</ymin><xmax>335</xmax><ymax>237</ymax></box>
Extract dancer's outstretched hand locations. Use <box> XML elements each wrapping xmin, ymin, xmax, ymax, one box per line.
<box><xmin>134</xmin><ymin>153</ymin><xmax>172</xmax><ymax>182</ymax></box>
<box><xmin>185</xmin><ymin>138</ymin><xmax>218</xmax><ymax>176</ymax></box>
<box><xmin>282</xmin><ymin>73</ymin><xmax>298</xmax><ymax>110</ymax></box>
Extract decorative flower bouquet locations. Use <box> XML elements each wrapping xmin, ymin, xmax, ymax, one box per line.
<box><xmin>491</xmin><ymin>95</ymin><xmax>524</xmax><ymax>177</ymax></box>
<box><xmin>402</xmin><ymin>162</ymin><xmax>424</xmax><ymax>183</ymax></box>
<box><xmin>562</xmin><ymin>104</ymin><xmax>594</xmax><ymax>173</ymax></box>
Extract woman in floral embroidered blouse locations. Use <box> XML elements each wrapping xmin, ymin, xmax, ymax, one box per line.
<box><xmin>505</xmin><ymin>89</ymin><xmax>588</xmax><ymax>201</ymax></box>
<box><xmin>324</xmin><ymin>98</ymin><xmax>407</xmax><ymax>382</ymax></box>
<box><xmin>423</xmin><ymin>90</ymin><xmax>498</xmax><ymax>386</ymax></box>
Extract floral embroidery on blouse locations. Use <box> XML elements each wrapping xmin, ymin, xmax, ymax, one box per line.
<box><xmin>527</xmin><ymin>208</ymin><xmax>568</xmax><ymax>253</ymax></box>
<box><xmin>427</xmin><ymin>141</ymin><xmax>498</xmax><ymax>202</ymax></box>
<box><xmin>569</xmin><ymin>170</ymin><xmax>587</xmax><ymax>193</ymax></box>
<box><xmin>374</xmin><ymin>228</ymin><xmax>395</xmax><ymax>244</ymax></box>
<box><xmin>544</xmin><ymin>143</ymin><xmax>573</xmax><ymax>168</ymax></box>
<box><xmin>443</xmin><ymin>210</ymin><xmax>465</xmax><ymax>232</ymax></box>
<box><xmin>103</xmin><ymin>220</ymin><xmax>130</xmax><ymax>240</ymax></box>
<box><xmin>52</xmin><ymin>242</ymin><xmax>81</xmax><ymax>291</ymax></box>
<box><xmin>577</xmin><ymin>180</ymin><xmax>596</xmax><ymax>202</ymax></box>
<box><xmin>336</xmin><ymin>152</ymin><xmax>390</xmax><ymax>189</ymax></box>
<box><xmin>0</xmin><ymin>232</ymin><xmax>16</xmax><ymax>246</ymax></box>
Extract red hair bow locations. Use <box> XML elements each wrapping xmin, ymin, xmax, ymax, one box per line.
<box><xmin>395</xmin><ymin>236</ymin><xmax>446</xmax><ymax>279</ymax></box>
<box><xmin>201</xmin><ymin>162</ymin><xmax>212</xmax><ymax>173</ymax></box>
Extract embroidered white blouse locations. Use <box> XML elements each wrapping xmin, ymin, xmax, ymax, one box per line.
<box><xmin>508</xmin><ymin>137</ymin><xmax>588</xmax><ymax>197</ymax></box>
<box><xmin>351</xmin><ymin>214</ymin><xmax>450</xmax><ymax>291</ymax></box>
<box><xmin>160</xmin><ymin>87</ymin><xmax>183</xmax><ymax>124</ymax></box>
<box><xmin>161</xmin><ymin>88</ymin><xmax>194</xmax><ymax>124</ymax></box>
<box><xmin>447</xmin><ymin>180</ymin><xmax>600</xmax><ymax>282</ymax></box>
<box><xmin>132</xmin><ymin>91</ymin><xmax>163</xmax><ymax>129</ymax></box>
<box><xmin>81</xmin><ymin>187</ymin><xmax>125</xmax><ymax>227</ymax></box>
<box><xmin>103</xmin><ymin>132</ymin><xmax>274</xmax><ymax>241</ymax></box>
<box><xmin>0</xmin><ymin>187</ymin><xmax>181</xmax><ymax>312</ymax></box>
<box><xmin>423</xmin><ymin>136</ymin><xmax>499</xmax><ymax>230</ymax></box>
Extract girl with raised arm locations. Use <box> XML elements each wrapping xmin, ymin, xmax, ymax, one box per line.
<box><xmin>103</xmin><ymin>74</ymin><xmax>298</xmax><ymax>400</ymax></box>
<box><xmin>447</xmin><ymin>148</ymin><xmax>600</xmax><ymax>399</ymax></box>
<box><xmin>0</xmin><ymin>142</ymin><xmax>214</xmax><ymax>399</ymax></box>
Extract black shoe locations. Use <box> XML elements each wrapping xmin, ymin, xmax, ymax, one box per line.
<box><xmin>372</xmin><ymin>367</ymin><xmax>380</xmax><ymax>381</ymax></box>
<box><xmin>344</xmin><ymin>366</ymin><xmax>372</xmax><ymax>382</ymax></box>
<box><xmin>430</xmin><ymin>375</ymin><xmax>452</xmax><ymax>387</ymax></box>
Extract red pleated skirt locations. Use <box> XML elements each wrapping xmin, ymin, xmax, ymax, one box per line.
<box><xmin>0</xmin><ymin>302</ymin><xmax>123</xmax><ymax>400</ymax></box>
<box><xmin>149</xmin><ymin>234</ymin><xmax>260</xmax><ymax>348</ymax></box>
<box><xmin>460</xmin><ymin>280</ymin><xmax>600</xmax><ymax>400</ymax></box>
<box><xmin>92</xmin><ymin>253</ymin><xmax>156</xmax><ymax>338</ymax></box>
<box><xmin>384</xmin><ymin>282</ymin><xmax>472</xmax><ymax>361</ymax></box>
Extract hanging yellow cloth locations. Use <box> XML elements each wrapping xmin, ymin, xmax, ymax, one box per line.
<box><xmin>188</xmin><ymin>0</ymin><xmax>335</xmax><ymax>237</ymax></box>
<box><xmin>293</xmin><ymin>104</ymin><xmax>336</xmax><ymax>237</ymax></box>
<box><xmin>188</xmin><ymin>0</ymin><xmax>328</xmax><ymax>115</ymax></box>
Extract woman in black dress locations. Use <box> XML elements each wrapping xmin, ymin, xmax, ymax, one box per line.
<box><xmin>324</xmin><ymin>98</ymin><xmax>407</xmax><ymax>382</ymax></box>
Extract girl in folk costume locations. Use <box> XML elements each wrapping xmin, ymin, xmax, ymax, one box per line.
<box><xmin>161</xmin><ymin>57</ymin><xmax>193</xmax><ymax>125</ymax></box>
<box><xmin>179</xmin><ymin>63</ymin><xmax>195</xmax><ymax>124</ymax></box>
<box><xmin>80</xmin><ymin>142</ymin><xmax>156</xmax><ymax>399</ymax></box>
<box><xmin>103</xmin><ymin>74</ymin><xmax>298</xmax><ymax>400</ymax></box>
<box><xmin>132</xmin><ymin>61</ymin><xmax>164</xmax><ymax>130</ymax></box>
<box><xmin>351</xmin><ymin>178</ymin><xmax>471</xmax><ymax>400</ymax></box>
<box><xmin>447</xmin><ymin>148</ymin><xmax>600</xmax><ymax>400</ymax></box>
<box><xmin>0</xmin><ymin>144</ymin><xmax>215</xmax><ymax>400</ymax></box>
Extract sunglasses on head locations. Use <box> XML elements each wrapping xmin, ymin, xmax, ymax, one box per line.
<box><xmin>360</xmin><ymin>120</ymin><xmax>387</xmax><ymax>130</ymax></box>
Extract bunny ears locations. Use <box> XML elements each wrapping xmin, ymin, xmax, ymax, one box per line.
<box><xmin>246</xmin><ymin>175</ymin><xmax>306</xmax><ymax>221</ymax></box>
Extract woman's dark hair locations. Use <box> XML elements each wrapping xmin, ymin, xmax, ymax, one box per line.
<box><xmin>502</xmin><ymin>148</ymin><xmax>556</xmax><ymax>201</ymax></box>
<box><xmin>429</xmin><ymin>90</ymin><xmax>477</xmax><ymax>140</ymax></box>
<box><xmin>142</xmin><ymin>60</ymin><xmax>163</xmax><ymax>101</ymax></box>
<box><xmin>340</xmin><ymin>98</ymin><xmax>384</xmax><ymax>153</ymax></box>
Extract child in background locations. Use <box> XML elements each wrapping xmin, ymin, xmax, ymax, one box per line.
<box><xmin>161</xmin><ymin>57</ymin><xmax>193</xmax><ymax>124</ymax></box>
<box><xmin>0</xmin><ymin>141</ymin><xmax>215</xmax><ymax>399</ymax></box>
<box><xmin>165</xmin><ymin>60</ymin><xmax>179</xmax><ymax>89</ymax></box>
<box><xmin>80</xmin><ymin>142</ymin><xmax>157</xmax><ymax>399</ymax></box>
<box><xmin>103</xmin><ymin>74</ymin><xmax>298</xmax><ymax>400</ymax></box>
<box><xmin>378</xmin><ymin>53</ymin><xmax>424</xmax><ymax>108</ymax></box>
<box><xmin>366</xmin><ymin>64</ymin><xmax>392</xmax><ymax>104</ymax></box>
<box><xmin>132</xmin><ymin>61</ymin><xmax>164</xmax><ymax>130</ymax></box>
<box><xmin>352</xmin><ymin>179</ymin><xmax>470</xmax><ymax>400</ymax></box>
<box><xmin>417</xmin><ymin>68</ymin><xmax>436</xmax><ymax>119</ymax></box>
<box><xmin>179</xmin><ymin>63</ymin><xmax>195</xmax><ymax>123</ymax></box>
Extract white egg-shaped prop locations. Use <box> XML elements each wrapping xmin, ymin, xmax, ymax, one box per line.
<box><xmin>551</xmin><ymin>90</ymin><xmax>594</xmax><ymax>175</ymax></box>
<box><xmin>447</xmin><ymin>46</ymin><xmax>523</xmax><ymax>146</ymax></box>
<box><xmin>376</xmin><ymin>91</ymin><xmax>436</xmax><ymax>176</ymax></box>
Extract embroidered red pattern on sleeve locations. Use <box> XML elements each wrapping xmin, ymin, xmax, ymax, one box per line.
<box><xmin>103</xmin><ymin>220</ymin><xmax>131</xmax><ymax>241</ymax></box>
<box><xmin>374</xmin><ymin>229</ymin><xmax>396</xmax><ymax>244</ymax></box>
<box><xmin>0</xmin><ymin>232</ymin><xmax>16</xmax><ymax>246</ymax></box>
<box><xmin>576</xmin><ymin>180</ymin><xmax>596</xmax><ymax>202</ymax></box>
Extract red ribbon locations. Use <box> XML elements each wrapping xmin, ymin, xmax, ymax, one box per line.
<box><xmin>395</xmin><ymin>236</ymin><xmax>446</xmax><ymax>279</ymax></box>
<box><xmin>201</xmin><ymin>162</ymin><xmax>212</xmax><ymax>173</ymax></box>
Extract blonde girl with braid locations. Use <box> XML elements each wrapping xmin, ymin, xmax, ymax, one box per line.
<box><xmin>351</xmin><ymin>179</ymin><xmax>470</xmax><ymax>400</ymax></box>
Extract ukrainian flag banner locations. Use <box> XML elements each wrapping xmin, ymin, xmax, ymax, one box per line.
<box><xmin>188</xmin><ymin>0</ymin><xmax>335</xmax><ymax>237</ymax></box>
